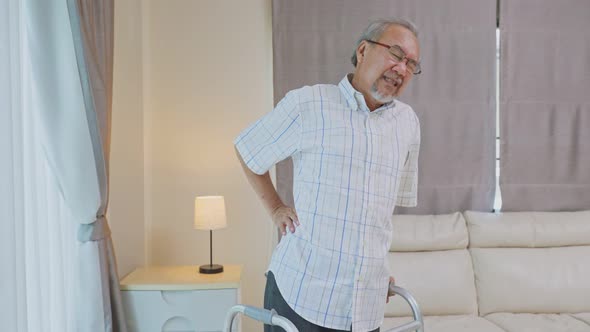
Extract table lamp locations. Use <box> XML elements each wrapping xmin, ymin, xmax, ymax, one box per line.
<box><xmin>194</xmin><ymin>196</ymin><xmax>227</xmax><ymax>274</ymax></box>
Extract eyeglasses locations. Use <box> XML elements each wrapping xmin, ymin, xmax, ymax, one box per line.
<box><xmin>364</xmin><ymin>39</ymin><xmax>422</xmax><ymax>75</ymax></box>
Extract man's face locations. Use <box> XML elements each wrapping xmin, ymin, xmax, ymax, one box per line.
<box><xmin>354</xmin><ymin>25</ymin><xmax>420</xmax><ymax>104</ymax></box>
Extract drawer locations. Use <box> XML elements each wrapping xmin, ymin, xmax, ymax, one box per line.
<box><xmin>122</xmin><ymin>288</ymin><xmax>238</xmax><ymax>332</ymax></box>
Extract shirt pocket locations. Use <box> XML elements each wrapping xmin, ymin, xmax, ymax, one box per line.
<box><xmin>300</xmin><ymin>116</ymin><xmax>358</xmax><ymax>185</ymax></box>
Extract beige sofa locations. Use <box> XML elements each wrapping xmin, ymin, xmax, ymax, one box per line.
<box><xmin>382</xmin><ymin>210</ymin><xmax>590</xmax><ymax>332</ymax></box>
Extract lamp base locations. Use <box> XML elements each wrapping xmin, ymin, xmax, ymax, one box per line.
<box><xmin>199</xmin><ymin>264</ymin><xmax>224</xmax><ymax>274</ymax></box>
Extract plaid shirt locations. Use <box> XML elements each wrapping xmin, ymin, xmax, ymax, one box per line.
<box><xmin>235</xmin><ymin>75</ymin><xmax>420</xmax><ymax>331</ymax></box>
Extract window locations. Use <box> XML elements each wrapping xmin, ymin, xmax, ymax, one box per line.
<box><xmin>493</xmin><ymin>27</ymin><xmax>502</xmax><ymax>212</ymax></box>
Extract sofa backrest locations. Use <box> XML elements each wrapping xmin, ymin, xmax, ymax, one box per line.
<box><xmin>465</xmin><ymin>210</ymin><xmax>590</xmax><ymax>316</ymax></box>
<box><xmin>385</xmin><ymin>212</ymin><xmax>478</xmax><ymax>317</ymax></box>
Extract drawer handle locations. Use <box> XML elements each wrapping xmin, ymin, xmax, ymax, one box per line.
<box><xmin>162</xmin><ymin>316</ymin><xmax>194</xmax><ymax>332</ymax></box>
<box><xmin>160</xmin><ymin>290</ymin><xmax>194</xmax><ymax>306</ymax></box>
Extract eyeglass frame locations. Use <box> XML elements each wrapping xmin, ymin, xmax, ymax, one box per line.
<box><xmin>363</xmin><ymin>39</ymin><xmax>422</xmax><ymax>75</ymax></box>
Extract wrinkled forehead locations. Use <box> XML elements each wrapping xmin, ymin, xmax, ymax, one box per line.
<box><xmin>378</xmin><ymin>25</ymin><xmax>420</xmax><ymax>60</ymax></box>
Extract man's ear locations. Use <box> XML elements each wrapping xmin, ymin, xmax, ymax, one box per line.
<box><xmin>356</xmin><ymin>41</ymin><xmax>367</xmax><ymax>65</ymax></box>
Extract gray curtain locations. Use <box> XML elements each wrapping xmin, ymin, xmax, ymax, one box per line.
<box><xmin>274</xmin><ymin>0</ymin><xmax>497</xmax><ymax>214</ymax></box>
<box><xmin>499</xmin><ymin>0</ymin><xmax>590</xmax><ymax>211</ymax></box>
<box><xmin>66</xmin><ymin>0</ymin><xmax>126</xmax><ymax>331</ymax></box>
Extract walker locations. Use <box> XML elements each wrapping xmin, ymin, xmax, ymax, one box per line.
<box><xmin>223</xmin><ymin>283</ymin><xmax>424</xmax><ymax>332</ymax></box>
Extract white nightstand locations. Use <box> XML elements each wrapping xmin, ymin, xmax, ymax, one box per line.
<box><xmin>120</xmin><ymin>265</ymin><xmax>242</xmax><ymax>332</ymax></box>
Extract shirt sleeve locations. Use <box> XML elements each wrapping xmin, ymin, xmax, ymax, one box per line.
<box><xmin>233</xmin><ymin>90</ymin><xmax>302</xmax><ymax>175</ymax></box>
<box><xmin>395</xmin><ymin>112</ymin><xmax>420</xmax><ymax>207</ymax></box>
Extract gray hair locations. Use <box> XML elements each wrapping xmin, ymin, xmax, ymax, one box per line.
<box><xmin>351</xmin><ymin>18</ymin><xmax>419</xmax><ymax>67</ymax></box>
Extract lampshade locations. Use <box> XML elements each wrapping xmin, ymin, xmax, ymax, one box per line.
<box><xmin>194</xmin><ymin>196</ymin><xmax>227</xmax><ymax>230</ymax></box>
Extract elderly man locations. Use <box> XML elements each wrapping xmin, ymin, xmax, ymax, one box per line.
<box><xmin>235</xmin><ymin>18</ymin><xmax>421</xmax><ymax>332</ymax></box>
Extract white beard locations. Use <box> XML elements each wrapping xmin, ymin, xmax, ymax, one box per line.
<box><xmin>370</xmin><ymin>82</ymin><xmax>396</xmax><ymax>104</ymax></box>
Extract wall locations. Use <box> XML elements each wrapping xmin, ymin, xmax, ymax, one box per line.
<box><xmin>110</xmin><ymin>0</ymin><xmax>146</xmax><ymax>277</ymax></box>
<box><xmin>143</xmin><ymin>1</ymin><xmax>275</xmax><ymax>331</ymax></box>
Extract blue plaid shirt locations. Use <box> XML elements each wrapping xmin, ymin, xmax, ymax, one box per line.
<box><xmin>235</xmin><ymin>75</ymin><xmax>420</xmax><ymax>331</ymax></box>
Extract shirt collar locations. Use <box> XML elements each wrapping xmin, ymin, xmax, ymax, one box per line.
<box><xmin>338</xmin><ymin>74</ymin><xmax>396</xmax><ymax>113</ymax></box>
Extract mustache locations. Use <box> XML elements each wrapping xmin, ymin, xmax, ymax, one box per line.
<box><xmin>384</xmin><ymin>74</ymin><xmax>403</xmax><ymax>86</ymax></box>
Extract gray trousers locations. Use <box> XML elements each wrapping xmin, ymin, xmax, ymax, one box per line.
<box><xmin>263</xmin><ymin>271</ymin><xmax>380</xmax><ymax>332</ymax></box>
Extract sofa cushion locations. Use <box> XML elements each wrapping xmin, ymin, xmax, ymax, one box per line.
<box><xmin>484</xmin><ymin>313</ymin><xmax>590</xmax><ymax>332</ymax></box>
<box><xmin>385</xmin><ymin>250</ymin><xmax>478</xmax><ymax>316</ymax></box>
<box><xmin>390</xmin><ymin>212</ymin><xmax>468</xmax><ymax>251</ymax></box>
<box><xmin>382</xmin><ymin>315</ymin><xmax>505</xmax><ymax>332</ymax></box>
<box><xmin>471</xmin><ymin>246</ymin><xmax>590</xmax><ymax>315</ymax></box>
<box><xmin>465</xmin><ymin>210</ymin><xmax>590</xmax><ymax>248</ymax></box>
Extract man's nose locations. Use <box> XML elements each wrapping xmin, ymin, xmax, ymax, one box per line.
<box><xmin>391</xmin><ymin>61</ymin><xmax>407</xmax><ymax>76</ymax></box>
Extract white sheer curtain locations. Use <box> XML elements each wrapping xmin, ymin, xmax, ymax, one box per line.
<box><xmin>1</xmin><ymin>0</ymin><xmax>77</xmax><ymax>331</ymax></box>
